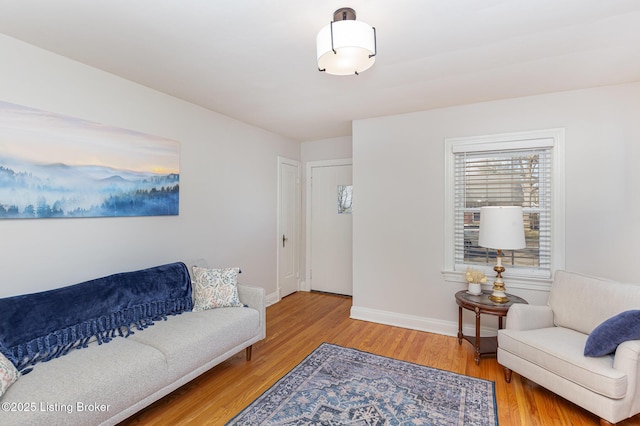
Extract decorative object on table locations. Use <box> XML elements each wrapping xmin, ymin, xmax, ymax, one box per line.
<box><xmin>478</xmin><ymin>206</ymin><xmax>526</xmax><ymax>303</ymax></box>
<box><xmin>316</xmin><ymin>7</ymin><xmax>376</xmax><ymax>76</ymax></box>
<box><xmin>465</xmin><ymin>267</ymin><xmax>487</xmax><ymax>295</ymax></box>
<box><xmin>227</xmin><ymin>342</ymin><xmax>497</xmax><ymax>426</ymax></box>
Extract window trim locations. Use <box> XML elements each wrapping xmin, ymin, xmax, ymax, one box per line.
<box><xmin>443</xmin><ymin>129</ymin><xmax>565</xmax><ymax>291</ymax></box>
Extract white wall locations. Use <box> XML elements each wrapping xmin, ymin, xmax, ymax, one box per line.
<box><xmin>0</xmin><ymin>35</ymin><xmax>300</xmax><ymax>298</ymax></box>
<box><xmin>301</xmin><ymin>136</ymin><xmax>352</xmax><ymax>163</ymax></box>
<box><xmin>352</xmin><ymin>82</ymin><xmax>640</xmax><ymax>335</ymax></box>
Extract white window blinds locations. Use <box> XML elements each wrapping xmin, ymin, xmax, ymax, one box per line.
<box><xmin>453</xmin><ymin>144</ymin><xmax>553</xmax><ymax>278</ymax></box>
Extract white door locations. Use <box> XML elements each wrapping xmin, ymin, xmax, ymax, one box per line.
<box><xmin>308</xmin><ymin>161</ymin><xmax>353</xmax><ymax>295</ymax></box>
<box><xmin>278</xmin><ymin>157</ymin><xmax>300</xmax><ymax>298</ymax></box>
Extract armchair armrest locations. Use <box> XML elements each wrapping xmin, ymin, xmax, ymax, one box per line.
<box><xmin>614</xmin><ymin>340</ymin><xmax>640</xmax><ymax>417</ymax></box>
<box><xmin>237</xmin><ymin>284</ymin><xmax>266</xmax><ymax>340</ymax></box>
<box><xmin>614</xmin><ymin>340</ymin><xmax>640</xmax><ymax>369</ymax></box>
<box><xmin>505</xmin><ymin>304</ymin><xmax>555</xmax><ymax>331</ymax></box>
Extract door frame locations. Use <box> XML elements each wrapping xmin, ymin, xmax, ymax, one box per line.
<box><xmin>305</xmin><ymin>158</ymin><xmax>353</xmax><ymax>292</ymax></box>
<box><xmin>276</xmin><ymin>156</ymin><xmax>301</xmax><ymax>303</ymax></box>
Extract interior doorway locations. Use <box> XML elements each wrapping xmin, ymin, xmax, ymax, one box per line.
<box><xmin>306</xmin><ymin>159</ymin><xmax>353</xmax><ymax>296</ymax></box>
<box><xmin>277</xmin><ymin>157</ymin><xmax>301</xmax><ymax>299</ymax></box>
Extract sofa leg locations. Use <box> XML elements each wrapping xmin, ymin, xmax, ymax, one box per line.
<box><xmin>504</xmin><ymin>367</ymin><xmax>512</xmax><ymax>383</ymax></box>
<box><xmin>600</xmin><ymin>419</ymin><xmax>616</xmax><ymax>426</ymax></box>
<box><xmin>246</xmin><ymin>345</ymin><xmax>252</xmax><ymax>361</ymax></box>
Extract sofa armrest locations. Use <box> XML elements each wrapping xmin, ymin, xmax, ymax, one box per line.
<box><xmin>237</xmin><ymin>284</ymin><xmax>266</xmax><ymax>340</ymax></box>
<box><xmin>505</xmin><ymin>304</ymin><xmax>555</xmax><ymax>331</ymax></box>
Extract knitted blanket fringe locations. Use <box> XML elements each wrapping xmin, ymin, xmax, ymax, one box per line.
<box><xmin>10</xmin><ymin>296</ymin><xmax>192</xmax><ymax>374</ymax></box>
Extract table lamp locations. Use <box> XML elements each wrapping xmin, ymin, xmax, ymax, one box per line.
<box><xmin>478</xmin><ymin>206</ymin><xmax>526</xmax><ymax>303</ymax></box>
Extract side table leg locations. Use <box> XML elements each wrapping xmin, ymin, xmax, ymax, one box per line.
<box><xmin>474</xmin><ymin>307</ymin><xmax>481</xmax><ymax>365</ymax></box>
<box><xmin>457</xmin><ymin>306</ymin><xmax>463</xmax><ymax>344</ymax></box>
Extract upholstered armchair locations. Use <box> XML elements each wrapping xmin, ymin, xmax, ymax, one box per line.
<box><xmin>497</xmin><ymin>270</ymin><xmax>640</xmax><ymax>426</ymax></box>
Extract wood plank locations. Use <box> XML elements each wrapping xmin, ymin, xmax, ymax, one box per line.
<box><xmin>120</xmin><ymin>292</ymin><xmax>639</xmax><ymax>425</ymax></box>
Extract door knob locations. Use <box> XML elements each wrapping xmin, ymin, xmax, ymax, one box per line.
<box><xmin>282</xmin><ymin>234</ymin><xmax>288</xmax><ymax>247</ymax></box>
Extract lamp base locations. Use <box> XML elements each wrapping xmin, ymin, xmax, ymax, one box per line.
<box><xmin>489</xmin><ymin>254</ymin><xmax>509</xmax><ymax>303</ymax></box>
<box><xmin>489</xmin><ymin>280</ymin><xmax>509</xmax><ymax>304</ymax></box>
<box><xmin>489</xmin><ymin>291</ymin><xmax>509</xmax><ymax>304</ymax></box>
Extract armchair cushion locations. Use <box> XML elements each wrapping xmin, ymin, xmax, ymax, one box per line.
<box><xmin>549</xmin><ymin>271</ymin><xmax>640</xmax><ymax>335</ymax></box>
<box><xmin>499</xmin><ymin>327</ymin><xmax>627</xmax><ymax>399</ymax></box>
<box><xmin>584</xmin><ymin>310</ymin><xmax>640</xmax><ymax>357</ymax></box>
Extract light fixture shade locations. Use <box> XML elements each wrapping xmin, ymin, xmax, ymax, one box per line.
<box><xmin>478</xmin><ymin>206</ymin><xmax>526</xmax><ymax>250</ymax></box>
<box><xmin>317</xmin><ymin>18</ymin><xmax>376</xmax><ymax>75</ymax></box>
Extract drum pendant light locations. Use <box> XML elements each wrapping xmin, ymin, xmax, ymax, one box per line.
<box><xmin>316</xmin><ymin>7</ymin><xmax>377</xmax><ymax>76</ymax></box>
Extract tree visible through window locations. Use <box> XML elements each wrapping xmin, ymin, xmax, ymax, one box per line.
<box><xmin>457</xmin><ymin>150</ymin><xmax>550</xmax><ymax>271</ymax></box>
<box><xmin>444</xmin><ymin>129</ymin><xmax>564</xmax><ymax>283</ymax></box>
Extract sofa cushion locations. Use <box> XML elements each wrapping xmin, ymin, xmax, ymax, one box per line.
<box><xmin>584</xmin><ymin>310</ymin><xmax>640</xmax><ymax>357</ymax></box>
<box><xmin>0</xmin><ymin>337</ymin><xmax>170</xmax><ymax>426</ymax></box>
<box><xmin>549</xmin><ymin>271</ymin><xmax>640</xmax><ymax>335</ymax></box>
<box><xmin>192</xmin><ymin>266</ymin><xmax>243</xmax><ymax>311</ymax></box>
<box><xmin>0</xmin><ymin>351</ymin><xmax>18</xmax><ymax>398</ymax></box>
<box><xmin>128</xmin><ymin>307</ymin><xmax>260</xmax><ymax>380</ymax></box>
<box><xmin>499</xmin><ymin>327</ymin><xmax>627</xmax><ymax>399</ymax></box>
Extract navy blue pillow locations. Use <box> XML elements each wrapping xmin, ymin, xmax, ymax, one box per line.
<box><xmin>584</xmin><ymin>310</ymin><xmax>640</xmax><ymax>357</ymax></box>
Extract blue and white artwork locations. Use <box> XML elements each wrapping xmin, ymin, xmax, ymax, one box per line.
<box><xmin>0</xmin><ymin>101</ymin><xmax>179</xmax><ymax>219</ymax></box>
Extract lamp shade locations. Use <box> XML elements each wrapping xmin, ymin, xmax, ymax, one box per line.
<box><xmin>316</xmin><ymin>9</ymin><xmax>376</xmax><ymax>75</ymax></box>
<box><xmin>478</xmin><ymin>206</ymin><xmax>526</xmax><ymax>250</ymax></box>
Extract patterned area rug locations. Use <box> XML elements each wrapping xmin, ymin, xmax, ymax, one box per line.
<box><xmin>227</xmin><ymin>343</ymin><xmax>497</xmax><ymax>426</ymax></box>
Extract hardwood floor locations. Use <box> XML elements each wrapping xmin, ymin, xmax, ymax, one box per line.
<box><xmin>120</xmin><ymin>292</ymin><xmax>640</xmax><ymax>425</ymax></box>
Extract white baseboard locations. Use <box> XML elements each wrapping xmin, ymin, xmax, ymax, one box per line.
<box><xmin>349</xmin><ymin>305</ymin><xmax>498</xmax><ymax>338</ymax></box>
<box><xmin>266</xmin><ymin>291</ymin><xmax>280</xmax><ymax>307</ymax></box>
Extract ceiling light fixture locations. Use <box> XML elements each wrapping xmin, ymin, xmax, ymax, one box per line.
<box><xmin>316</xmin><ymin>7</ymin><xmax>376</xmax><ymax>76</ymax></box>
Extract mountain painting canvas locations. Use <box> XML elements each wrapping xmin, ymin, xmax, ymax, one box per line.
<box><xmin>0</xmin><ymin>101</ymin><xmax>179</xmax><ymax>219</ymax></box>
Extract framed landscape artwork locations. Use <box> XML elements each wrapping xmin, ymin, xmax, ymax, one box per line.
<box><xmin>0</xmin><ymin>100</ymin><xmax>180</xmax><ymax>219</ymax></box>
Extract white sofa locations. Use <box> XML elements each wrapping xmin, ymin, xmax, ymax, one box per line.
<box><xmin>0</xmin><ymin>264</ymin><xmax>266</xmax><ymax>426</ymax></box>
<box><xmin>498</xmin><ymin>270</ymin><xmax>640</xmax><ymax>425</ymax></box>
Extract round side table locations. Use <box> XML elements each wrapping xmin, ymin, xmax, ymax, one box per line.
<box><xmin>455</xmin><ymin>290</ymin><xmax>528</xmax><ymax>365</ymax></box>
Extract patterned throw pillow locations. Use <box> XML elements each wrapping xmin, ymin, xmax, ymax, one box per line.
<box><xmin>192</xmin><ymin>266</ymin><xmax>244</xmax><ymax>311</ymax></box>
<box><xmin>0</xmin><ymin>351</ymin><xmax>19</xmax><ymax>398</ymax></box>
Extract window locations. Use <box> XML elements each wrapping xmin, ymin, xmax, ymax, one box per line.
<box><xmin>443</xmin><ymin>129</ymin><xmax>565</xmax><ymax>288</ymax></box>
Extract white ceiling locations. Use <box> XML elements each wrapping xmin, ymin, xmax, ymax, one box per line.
<box><xmin>1</xmin><ymin>0</ymin><xmax>639</xmax><ymax>142</ymax></box>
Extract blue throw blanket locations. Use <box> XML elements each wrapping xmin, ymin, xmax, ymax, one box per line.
<box><xmin>0</xmin><ymin>262</ymin><xmax>192</xmax><ymax>374</ymax></box>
